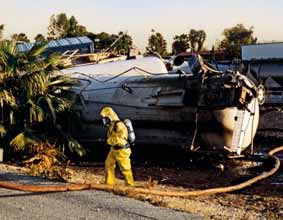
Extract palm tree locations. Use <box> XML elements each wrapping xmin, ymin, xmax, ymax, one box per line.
<box><xmin>0</xmin><ymin>40</ymin><xmax>85</xmax><ymax>158</ymax></box>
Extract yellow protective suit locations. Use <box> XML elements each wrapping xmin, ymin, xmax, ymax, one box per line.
<box><xmin>100</xmin><ymin>107</ymin><xmax>135</xmax><ymax>186</ymax></box>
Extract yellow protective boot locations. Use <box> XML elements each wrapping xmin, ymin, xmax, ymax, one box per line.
<box><xmin>116</xmin><ymin>148</ymin><xmax>135</xmax><ymax>186</ymax></box>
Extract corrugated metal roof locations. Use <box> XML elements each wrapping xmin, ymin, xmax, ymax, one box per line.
<box><xmin>16</xmin><ymin>36</ymin><xmax>93</xmax><ymax>53</ymax></box>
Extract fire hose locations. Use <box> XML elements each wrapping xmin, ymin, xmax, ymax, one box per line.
<box><xmin>0</xmin><ymin>146</ymin><xmax>282</xmax><ymax>197</ymax></box>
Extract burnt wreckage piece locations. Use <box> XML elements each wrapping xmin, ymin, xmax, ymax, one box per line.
<box><xmin>62</xmin><ymin>55</ymin><xmax>259</xmax><ymax>155</ymax></box>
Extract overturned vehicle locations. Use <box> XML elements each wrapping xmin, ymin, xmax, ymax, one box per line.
<box><xmin>62</xmin><ymin>54</ymin><xmax>259</xmax><ymax>155</ymax></box>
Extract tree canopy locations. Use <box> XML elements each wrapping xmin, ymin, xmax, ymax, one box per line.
<box><xmin>47</xmin><ymin>13</ymin><xmax>88</xmax><ymax>40</ymax></box>
<box><xmin>1</xmin><ymin>14</ymin><xmax>260</xmax><ymax>61</ymax></box>
<box><xmin>11</xmin><ymin>33</ymin><xmax>30</xmax><ymax>43</ymax></box>
<box><xmin>34</xmin><ymin>34</ymin><xmax>47</xmax><ymax>42</ymax></box>
<box><xmin>172</xmin><ymin>34</ymin><xmax>190</xmax><ymax>54</ymax></box>
<box><xmin>219</xmin><ymin>23</ymin><xmax>257</xmax><ymax>59</ymax></box>
<box><xmin>0</xmin><ymin>24</ymin><xmax>4</xmax><ymax>40</ymax></box>
<box><xmin>67</xmin><ymin>16</ymin><xmax>88</xmax><ymax>38</ymax></box>
<box><xmin>188</xmin><ymin>29</ymin><xmax>206</xmax><ymax>52</ymax></box>
<box><xmin>46</xmin><ymin>13</ymin><xmax>134</xmax><ymax>54</ymax></box>
<box><xmin>146</xmin><ymin>30</ymin><xmax>168</xmax><ymax>57</ymax></box>
<box><xmin>87</xmin><ymin>31</ymin><xmax>133</xmax><ymax>54</ymax></box>
<box><xmin>88</xmin><ymin>32</ymin><xmax>115</xmax><ymax>50</ymax></box>
<box><xmin>112</xmin><ymin>32</ymin><xmax>133</xmax><ymax>54</ymax></box>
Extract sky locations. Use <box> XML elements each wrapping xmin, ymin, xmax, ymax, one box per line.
<box><xmin>1</xmin><ymin>0</ymin><xmax>283</xmax><ymax>51</ymax></box>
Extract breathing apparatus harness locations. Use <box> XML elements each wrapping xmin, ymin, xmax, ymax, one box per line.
<box><xmin>111</xmin><ymin>119</ymin><xmax>136</xmax><ymax>149</ymax></box>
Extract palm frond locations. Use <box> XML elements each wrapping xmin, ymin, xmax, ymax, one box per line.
<box><xmin>21</xmin><ymin>59</ymin><xmax>49</xmax><ymax>73</ymax></box>
<box><xmin>47</xmin><ymin>94</ymin><xmax>72</xmax><ymax>112</ymax></box>
<box><xmin>0</xmin><ymin>41</ymin><xmax>19</xmax><ymax>76</ymax></box>
<box><xmin>9</xmin><ymin>111</ymin><xmax>15</xmax><ymax>125</ymax></box>
<box><xmin>0</xmin><ymin>124</ymin><xmax>6</xmax><ymax>137</ymax></box>
<box><xmin>21</xmin><ymin>71</ymin><xmax>47</xmax><ymax>96</ymax></box>
<box><xmin>0</xmin><ymin>89</ymin><xmax>16</xmax><ymax>106</ymax></box>
<box><xmin>48</xmin><ymin>79</ymin><xmax>79</xmax><ymax>100</ymax></box>
<box><xmin>57</xmin><ymin>127</ymin><xmax>86</xmax><ymax>157</ymax></box>
<box><xmin>10</xmin><ymin>131</ymin><xmax>37</xmax><ymax>151</ymax></box>
<box><xmin>27</xmin><ymin>99</ymin><xmax>44</xmax><ymax>123</ymax></box>
<box><xmin>0</xmin><ymin>41</ymin><xmax>17</xmax><ymax>56</ymax></box>
<box><xmin>0</xmin><ymin>71</ymin><xmax>9</xmax><ymax>81</ymax></box>
<box><xmin>27</xmin><ymin>43</ymin><xmax>48</xmax><ymax>58</ymax></box>
<box><xmin>66</xmin><ymin>136</ymin><xmax>86</xmax><ymax>157</ymax></box>
<box><xmin>48</xmin><ymin>76</ymin><xmax>78</xmax><ymax>87</ymax></box>
<box><xmin>45</xmin><ymin>53</ymin><xmax>63</xmax><ymax>69</ymax></box>
<box><xmin>37</xmin><ymin>95</ymin><xmax>56</xmax><ymax>125</ymax></box>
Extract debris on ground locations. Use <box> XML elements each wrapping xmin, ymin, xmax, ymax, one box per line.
<box><xmin>1</xmin><ymin>150</ymin><xmax>282</xmax><ymax>220</ymax></box>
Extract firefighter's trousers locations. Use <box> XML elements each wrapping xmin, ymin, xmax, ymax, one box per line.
<box><xmin>105</xmin><ymin>147</ymin><xmax>135</xmax><ymax>186</ymax></box>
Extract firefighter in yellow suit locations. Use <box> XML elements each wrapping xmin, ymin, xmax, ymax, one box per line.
<box><xmin>100</xmin><ymin>107</ymin><xmax>135</xmax><ymax>186</ymax></box>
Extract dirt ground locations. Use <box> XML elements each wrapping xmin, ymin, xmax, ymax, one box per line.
<box><xmin>1</xmin><ymin>151</ymin><xmax>283</xmax><ymax>220</ymax></box>
<box><xmin>63</xmin><ymin>159</ymin><xmax>283</xmax><ymax>220</ymax></box>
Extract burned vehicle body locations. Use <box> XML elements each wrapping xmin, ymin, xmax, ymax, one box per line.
<box><xmin>62</xmin><ymin>55</ymin><xmax>259</xmax><ymax>155</ymax></box>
